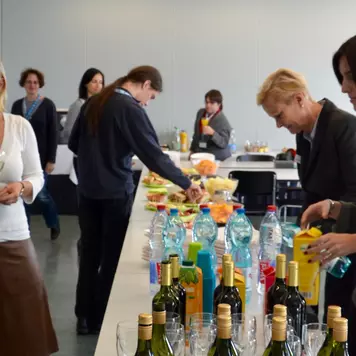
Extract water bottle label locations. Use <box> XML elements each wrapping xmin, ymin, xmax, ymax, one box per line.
<box><xmin>149</xmin><ymin>261</ymin><xmax>161</xmax><ymax>284</ymax></box>
<box><xmin>259</xmin><ymin>260</ymin><xmax>270</xmax><ymax>283</ymax></box>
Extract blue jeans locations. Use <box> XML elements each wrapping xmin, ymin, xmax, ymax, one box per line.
<box><xmin>25</xmin><ymin>172</ymin><xmax>59</xmax><ymax>229</ymax></box>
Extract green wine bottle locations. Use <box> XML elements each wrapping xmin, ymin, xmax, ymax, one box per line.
<box><xmin>318</xmin><ymin>305</ymin><xmax>342</xmax><ymax>356</ymax></box>
<box><xmin>263</xmin><ymin>316</ymin><xmax>293</xmax><ymax>356</ymax></box>
<box><xmin>169</xmin><ymin>254</ymin><xmax>186</xmax><ymax>326</ymax></box>
<box><xmin>135</xmin><ymin>314</ymin><xmax>154</xmax><ymax>356</ymax></box>
<box><xmin>214</xmin><ymin>254</ymin><xmax>233</xmax><ymax>307</ymax></box>
<box><xmin>265</xmin><ymin>304</ymin><xmax>288</xmax><ymax>349</ymax></box>
<box><xmin>151</xmin><ymin>310</ymin><xmax>174</xmax><ymax>355</ymax></box>
<box><xmin>152</xmin><ymin>260</ymin><xmax>179</xmax><ymax>314</ymax></box>
<box><xmin>332</xmin><ymin>317</ymin><xmax>349</xmax><ymax>356</ymax></box>
<box><xmin>208</xmin><ymin>315</ymin><xmax>239</xmax><ymax>356</ymax></box>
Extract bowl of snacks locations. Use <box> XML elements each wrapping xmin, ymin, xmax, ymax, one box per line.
<box><xmin>193</xmin><ymin>159</ymin><xmax>219</xmax><ymax>176</ymax></box>
<box><xmin>190</xmin><ymin>153</ymin><xmax>215</xmax><ymax>166</ymax></box>
<box><xmin>203</xmin><ymin>176</ymin><xmax>238</xmax><ymax>198</ymax></box>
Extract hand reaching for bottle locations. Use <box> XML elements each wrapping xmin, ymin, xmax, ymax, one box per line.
<box><xmin>186</xmin><ymin>183</ymin><xmax>203</xmax><ymax>203</ymax></box>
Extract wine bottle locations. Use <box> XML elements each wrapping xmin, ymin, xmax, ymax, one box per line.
<box><xmin>215</xmin><ymin>261</ymin><xmax>242</xmax><ymax>315</ymax></box>
<box><xmin>214</xmin><ymin>254</ymin><xmax>232</xmax><ymax>306</ymax></box>
<box><xmin>217</xmin><ymin>303</ymin><xmax>231</xmax><ymax>316</ymax></box>
<box><xmin>263</xmin><ymin>316</ymin><xmax>293</xmax><ymax>356</ymax></box>
<box><xmin>135</xmin><ymin>313</ymin><xmax>154</xmax><ymax>356</ymax></box>
<box><xmin>318</xmin><ymin>305</ymin><xmax>342</xmax><ymax>356</ymax></box>
<box><xmin>208</xmin><ymin>315</ymin><xmax>239</xmax><ymax>356</ymax></box>
<box><xmin>169</xmin><ymin>254</ymin><xmax>186</xmax><ymax>326</ymax></box>
<box><xmin>282</xmin><ymin>261</ymin><xmax>306</xmax><ymax>339</ymax></box>
<box><xmin>265</xmin><ymin>304</ymin><xmax>288</xmax><ymax>349</ymax></box>
<box><xmin>266</xmin><ymin>254</ymin><xmax>288</xmax><ymax>314</ymax></box>
<box><xmin>151</xmin><ymin>310</ymin><xmax>174</xmax><ymax>355</ymax></box>
<box><xmin>332</xmin><ymin>317</ymin><xmax>349</xmax><ymax>356</ymax></box>
<box><xmin>152</xmin><ymin>260</ymin><xmax>180</xmax><ymax>314</ymax></box>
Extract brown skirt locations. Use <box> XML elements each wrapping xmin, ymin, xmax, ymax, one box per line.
<box><xmin>0</xmin><ymin>239</ymin><xmax>59</xmax><ymax>356</ymax></box>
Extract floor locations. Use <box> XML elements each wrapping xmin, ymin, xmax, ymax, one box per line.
<box><xmin>31</xmin><ymin>215</ymin><xmax>98</xmax><ymax>356</ymax></box>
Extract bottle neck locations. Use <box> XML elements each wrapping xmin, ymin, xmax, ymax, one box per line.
<box><xmin>136</xmin><ymin>338</ymin><xmax>153</xmax><ymax>352</ymax></box>
<box><xmin>275</xmin><ymin>277</ymin><xmax>286</xmax><ymax>285</ymax></box>
<box><xmin>287</xmin><ymin>285</ymin><xmax>299</xmax><ymax>293</ymax></box>
<box><xmin>152</xmin><ymin>323</ymin><xmax>166</xmax><ymax>337</ymax></box>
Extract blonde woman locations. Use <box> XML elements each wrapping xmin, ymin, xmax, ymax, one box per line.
<box><xmin>0</xmin><ymin>62</ymin><xmax>58</xmax><ymax>355</ymax></box>
<box><xmin>257</xmin><ymin>68</ymin><xmax>356</xmax><ymax>322</ymax></box>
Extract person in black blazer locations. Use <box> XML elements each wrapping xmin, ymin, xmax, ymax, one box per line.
<box><xmin>11</xmin><ymin>68</ymin><xmax>60</xmax><ymax>240</ymax></box>
<box><xmin>257</xmin><ymin>68</ymin><xmax>356</xmax><ymax>323</ymax></box>
<box><xmin>190</xmin><ymin>89</ymin><xmax>232</xmax><ymax>161</ymax></box>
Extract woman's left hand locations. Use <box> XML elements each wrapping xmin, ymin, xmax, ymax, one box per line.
<box><xmin>0</xmin><ymin>182</ymin><xmax>23</xmax><ymax>205</ymax></box>
<box><xmin>305</xmin><ymin>233</ymin><xmax>356</xmax><ymax>265</ymax></box>
<box><xmin>202</xmin><ymin>126</ymin><xmax>215</xmax><ymax>136</ymax></box>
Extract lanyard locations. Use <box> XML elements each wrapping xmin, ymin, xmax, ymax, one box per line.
<box><xmin>22</xmin><ymin>94</ymin><xmax>42</xmax><ymax>120</ymax></box>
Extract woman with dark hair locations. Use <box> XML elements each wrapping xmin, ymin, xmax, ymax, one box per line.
<box><xmin>62</xmin><ymin>68</ymin><xmax>104</xmax><ymax>141</ymax></box>
<box><xmin>301</xmin><ymin>34</ymin><xmax>356</xmax><ymax>354</ymax></box>
<box><xmin>190</xmin><ymin>89</ymin><xmax>232</xmax><ymax>161</ymax></box>
<box><xmin>68</xmin><ymin>65</ymin><xmax>202</xmax><ymax>334</ymax></box>
<box><xmin>11</xmin><ymin>68</ymin><xmax>60</xmax><ymax>240</ymax></box>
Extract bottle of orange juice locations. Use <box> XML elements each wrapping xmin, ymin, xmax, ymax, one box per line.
<box><xmin>180</xmin><ymin>130</ymin><xmax>188</xmax><ymax>152</ymax></box>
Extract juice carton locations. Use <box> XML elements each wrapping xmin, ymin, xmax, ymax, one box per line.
<box><xmin>293</xmin><ymin>227</ymin><xmax>322</xmax><ymax>305</ymax></box>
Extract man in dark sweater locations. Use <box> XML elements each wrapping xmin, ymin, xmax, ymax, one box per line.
<box><xmin>11</xmin><ymin>68</ymin><xmax>60</xmax><ymax>240</ymax></box>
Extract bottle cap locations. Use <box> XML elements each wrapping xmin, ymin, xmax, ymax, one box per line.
<box><xmin>182</xmin><ymin>260</ymin><xmax>194</xmax><ymax>266</ymax></box>
<box><xmin>237</xmin><ymin>208</ymin><xmax>245</xmax><ymax>214</ymax></box>
<box><xmin>139</xmin><ymin>313</ymin><xmax>153</xmax><ymax>325</ymax></box>
<box><xmin>218</xmin><ymin>304</ymin><xmax>231</xmax><ymax>316</ymax></box>
<box><xmin>170</xmin><ymin>208</ymin><xmax>178</xmax><ymax>215</ymax></box>
<box><xmin>334</xmin><ymin>317</ymin><xmax>348</xmax><ymax>331</ymax></box>
<box><xmin>267</xmin><ymin>205</ymin><xmax>277</xmax><ymax>212</ymax></box>
<box><xmin>188</xmin><ymin>242</ymin><xmax>203</xmax><ymax>264</ymax></box>
<box><xmin>196</xmin><ymin>250</ymin><xmax>214</xmax><ymax>278</ymax></box>
<box><xmin>157</xmin><ymin>204</ymin><xmax>166</xmax><ymax>211</ymax></box>
<box><xmin>277</xmin><ymin>254</ymin><xmax>286</xmax><ymax>262</ymax></box>
<box><xmin>200</xmin><ymin>204</ymin><xmax>209</xmax><ymax>210</ymax></box>
<box><xmin>222</xmin><ymin>254</ymin><xmax>232</xmax><ymax>263</ymax></box>
<box><xmin>202</xmin><ymin>207</ymin><xmax>210</xmax><ymax>214</ymax></box>
<box><xmin>273</xmin><ymin>304</ymin><xmax>287</xmax><ymax>318</ymax></box>
<box><xmin>327</xmin><ymin>305</ymin><xmax>342</xmax><ymax>328</ymax></box>
<box><xmin>217</xmin><ymin>314</ymin><xmax>231</xmax><ymax>328</ymax></box>
<box><xmin>233</xmin><ymin>204</ymin><xmax>242</xmax><ymax>211</ymax></box>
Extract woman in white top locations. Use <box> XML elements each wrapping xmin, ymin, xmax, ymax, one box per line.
<box><xmin>0</xmin><ymin>62</ymin><xmax>58</xmax><ymax>355</ymax></box>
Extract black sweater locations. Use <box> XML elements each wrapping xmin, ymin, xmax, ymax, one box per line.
<box><xmin>11</xmin><ymin>97</ymin><xmax>58</xmax><ymax>169</ymax></box>
<box><xmin>68</xmin><ymin>89</ymin><xmax>191</xmax><ymax>200</ymax></box>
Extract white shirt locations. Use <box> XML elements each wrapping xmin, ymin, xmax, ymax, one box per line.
<box><xmin>0</xmin><ymin>113</ymin><xmax>44</xmax><ymax>242</ymax></box>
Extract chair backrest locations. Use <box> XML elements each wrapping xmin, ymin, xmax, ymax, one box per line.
<box><xmin>236</xmin><ymin>154</ymin><xmax>275</xmax><ymax>162</ymax></box>
<box><xmin>229</xmin><ymin>170</ymin><xmax>277</xmax><ymax>214</ymax></box>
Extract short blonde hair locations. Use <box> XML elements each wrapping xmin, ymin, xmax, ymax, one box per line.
<box><xmin>257</xmin><ymin>68</ymin><xmax>313</xmax><ymax>106</ymax></box>
<box><xmin>0</xmin><ymin>61</ymin><xmax>7</xmax><ymax>113</ymax></box>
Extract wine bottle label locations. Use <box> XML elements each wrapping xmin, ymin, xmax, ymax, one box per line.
<box><xmin>217</xmin><ymin>327</ymin><xmax>231</xmax><ymax>339</ymax></box>
<box><xmin>138</xmin><ymin>325</ymin><xmax>152</xmax><ymax>341</ymax></box>
<box><xmin>153</xmin><ymin>311</ymin><xmax>166</xmax><ymax>325</ymax></box>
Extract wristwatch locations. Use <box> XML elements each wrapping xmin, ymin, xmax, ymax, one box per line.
<box><xmin>328</xmin><ymin>199</ymin><xmax>335</xmax><ymax>216</ymax></box>
<box><xmin>19</xmin><ymin>181</ymin><xmax>25</xmax><ymax>196</ymax></box>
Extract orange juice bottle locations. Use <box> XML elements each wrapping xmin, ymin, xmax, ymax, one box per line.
<box><xmin>180</xmin><ymin>130</ymin><xmax>188</xmax><ymax>152</ymax></box>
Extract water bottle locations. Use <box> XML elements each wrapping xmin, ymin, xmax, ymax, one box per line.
<box><xmin>224</xmin><ymin>204</ymin><xmax>242</xmax><ymax>254</ymax></box>
<box><xmin>228</xmin><ymin>129</ymin><xmax>237</xmax><ymax>154</ymax></box>
<box><xmin>192</xmin><ymin>207</ymin><xmax>218</xmax><ymax>272</ymax></box>
<box><xmin>229</xmin><ymin>208</ymin><xmax>253</xmax><ymax>304</ymax></box>
<box><xmin>149</xmin><ymin>205</ymin><xmax>168</xmax><ymax>296</ymax></box>
<box><xmin>164</xmin><ymin>208</ymin><xmax>186</xmax><ymax>263</ymax></box>
<box><xmin>258</xmin><ymin>205</ymin><xmax>282</xmax><ymax>291</ymax></box>
<box><xmin>326</xmin><ymin>256</ymin><xmax>351</xmax><ymax>279</ymax></box>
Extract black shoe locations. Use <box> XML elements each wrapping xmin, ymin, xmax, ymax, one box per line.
<box><xmin>76</xmin><ymin>317</ymin><xmax>89</xmax><ymax>335</ymax></box>
<box><xmin>89</xmin><ymin>323</ymin><xmax>102</xmax><ymax>335</ymax></box>
<box><xmin>51</xmin><ymin>227</ymin><xmax>60</xmax><ymax>241</ymax></box>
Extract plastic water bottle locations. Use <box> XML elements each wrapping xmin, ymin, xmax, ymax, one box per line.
<box><xmin>192</xmin><ymin>207</ymin><xmax>218</xmax><ymax>272</ymax></box>
<box><xmin>229</xmin><ymin>208</ymin><xmax>253</xmax><ymax>304</ymax></box>
<box><xmin>326</xmin><ymin>256</ymin><xmax>351</xmax><ymax>279</ymax></box>
<box><xmin>258</xmin><ymin>205</ymin><xmax>282</xmax><ymax>291</ymax></box>
<box><xmin>224</xmin><ymin>204</ymin><xmax>242</xmax><ymax>254</ymax></box>
<box><xmin>164</xmin><ymin>208</ymin><xmax>186</xmax><ymax>263</ymax></box>
<box><xmin>149</xmin><ymin>205</ymin><xmax>168</xmax><ymax>296</ymax></box>
<box><xmin>228</xmin><ymin>129</ymin><xmax>237</xmax><ymax>154</ymax></box>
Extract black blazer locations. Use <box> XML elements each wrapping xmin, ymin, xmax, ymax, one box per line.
<box><xmin>190</xmin><ymin>108</ymin><xmax>232</xmax><ymax>161</ymax></box>
<box><xmin>296</xmin><ymin>98</ymin><xmax>356</xmax><ymax>210</ymax></box>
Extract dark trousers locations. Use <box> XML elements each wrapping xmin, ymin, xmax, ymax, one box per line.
<box><xmin>25</xmin><ymin>172</ymin><xmax>59</xmax><ymax>229</ymax></box>
<box><xmin>75</xmin><ymin>193</ymin><xmax>133</xmax><ymax>325</ymax></box>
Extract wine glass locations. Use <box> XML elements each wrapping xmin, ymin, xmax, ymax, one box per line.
<box><xmin>166</xmin><ymin>312</ymin><xmax>180</xmax><ymax>325</ymax></box>
<box><xmin>166</xmin><ymin>322</ymin><xmax>185</xmax><ymax>356</ymax></box>
<box><xmin>264</xmin><ymin>313</ymin><xmax>294</xmax><ymax>347</ymax></box>
<box><xmin>288</xmin><ymin>334</ymin><xmax>302</xmax><ymax>355</ymax></box>
<box><xmin>116</xmin><ymin>321</ymin><xmax>138</xmax><ymax>356</ymax></box>
<box><xmin>302</xmin><ymin>323</ymin><xmax>328</xmax><ymax>356</ymax></box>
<box><xmin>189</xmin><ymin>314</ymin><xmax>217</xmax><ymax>356</ymax></box>
<box><xmin>231</xmin><ymin>314</ymin><xmax>257</xmax><ymax>355</ymax></box>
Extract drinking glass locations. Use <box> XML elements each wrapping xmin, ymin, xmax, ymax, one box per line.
<box><xmin>189</xmin><ymin>316</ymin><xmax>217</xmax><ymax>356</ymax></box>
<box><xmin>166</xmin><ymin>312</ymin><xmax>180</xmax><ymax>325</ymax></box>
<box><xmin>288</xmin><ymin>334</ymin><xmax>302</xmax><ymax>355</ymax></box>
<box><xmin>302</xmin><ymin>323</ymin><xmax>327</xmax><ymax>356</ymax></box>
<box><xmin>231</xmin><ymin>314</ymin><xmax>257</xmax><ymax>356</ymax></box>
<box><xmin>166</xmin><ymin>323</ymin><xmax>185</xmax><ymax>356</ymax></box>
<box><xmin>264</xmin><ymin>322</ymin><xmax>295</xmax><ymax>348</ymax></box>
<box><xmin>116</xmin><ymin>321</ymin><xmax>138</xmax><ymax>356</ymax></box>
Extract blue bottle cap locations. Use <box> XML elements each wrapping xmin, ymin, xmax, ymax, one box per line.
<box><xmin>237</xmin><ymin>208</ymin><xmax>245</xmax><ymax>214</ymax></box>
<box><xmin>202</xmin><ymin>207</ymin><xmax>210</xmax><ymax>214</ymax></box>
<box><xmin>170</xmin><ymin>208</ymin><xmax>179</xmax><ymax>216</ymax></box>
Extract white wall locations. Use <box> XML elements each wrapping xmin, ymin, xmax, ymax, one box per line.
<box><xmin>1</xmin><ymin>0</ymin><xmax>356</xmax><ymax>149</ymax></box>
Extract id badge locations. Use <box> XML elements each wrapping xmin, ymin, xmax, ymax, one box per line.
<box><xmin>199</xmin><ymin>141</ymin><xmax>207</xmax><ymax>149</ymax></box>
<box><xmin>295</xmin><ymin>154</ymin><xmax>301</xmax><ymax>164</ymax></box>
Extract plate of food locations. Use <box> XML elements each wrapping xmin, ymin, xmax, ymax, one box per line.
<box><xmin>168</xmin><ymin>190</ymin><xmax>210</xmax><ymax>205</ymax></box>
<box><xmin>146</xmin><ymin>188</ymin><xmax>168</xmax><ymax>202</ymax></box>
<box><xmin>142</xmin><ymin>172</ymin><xmax>171</xmax><ymax>187</ymax></box>
<box><xmin>181</xmin><ymin>167</ymin><xmax>198</xmax><ymax>176</ymax></box>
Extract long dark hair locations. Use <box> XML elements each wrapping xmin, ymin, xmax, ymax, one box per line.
<box><xmin>205</xmin><ymin>89</ymin><xmax>223</xmax><ymax>110</ymax></box>
<box><xmin>79</xmin><ymin>68</ymin><xmax>105</xmax><ymax>100</ymax></box>
<box><xmin>86</xmin><ymin>65</ymin><xmax>163</xmax><ymax>135</ymax></box>
<box><xmin>332</xmin><ymin>35</ymin><xmax>356</xmax><ymax>85</ymax></box>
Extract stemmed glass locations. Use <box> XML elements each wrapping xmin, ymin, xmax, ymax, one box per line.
<box><xmin>264</xmin><ymin>313</ymin><xmax>294</xmax><ymax>347</ymax></box>
<box><xmin>166</xmin><ymin>322</ymin><xmax>185</xmax><ymax>356</ymax></box>
<box><xmin>302</xmin><ymin>323</ymin><xmax>328</xmax><ymax>356</ymax></box>
<box><xmin>116</xmin><ymin>321</ymin><xmax>138</xmax><ymax>356</ymax></box>
<box><xmin>231</xmin><ymin>314</ymin><xmax>257</xmax><ymax>356</ymax></box>
<box><xmin>288</xmin><ymin>334</ymin><xmax>302</xmax><ymax>355</ymax></box>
